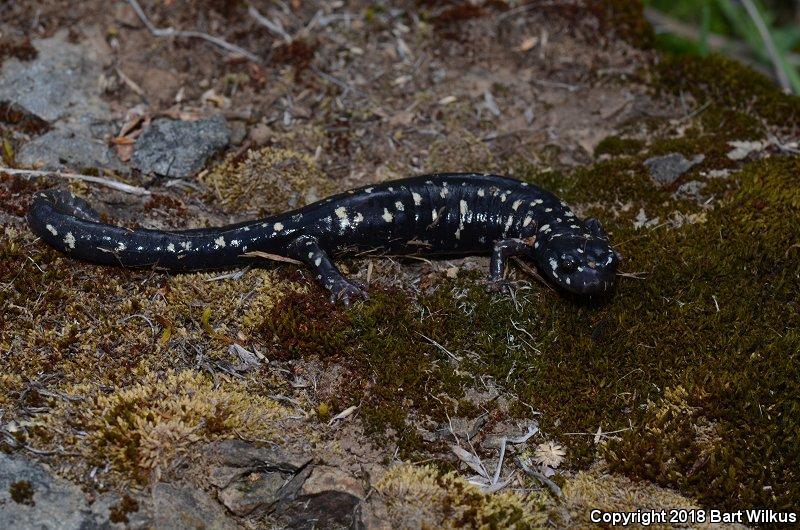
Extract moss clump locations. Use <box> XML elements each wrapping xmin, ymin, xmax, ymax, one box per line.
<box><xmin>9</xmin><ymin>480</ymin><xmax>35</xmax><ymax>505</ymax></box>
<box><xmin>377</xmin><ymin>464</ymin><xmax>548</xmax><ymax>529</ymax></box>
<box><xmin>43</xmin><ymin>370</ymin><xmax>288</xmax><ymax>483</ymax></box>
<box><xmin>201</xmin><ymin>146</ymin><xmax>336</xmax><ymax>216</ymax></box>
<box><xmin>594</xmin><ymin>136</ymin><xmax>645</xmax><ymax>157</ymax></box>
<box><xmin>426</xmin><ymin>130</ymin><xmax>496</xmax><ymax>173</ymax></box>
<box><xmin>556</xmin><ymin>466</ymin><xmax>728</xmax><ymax>529</ymax></box>
<box><xmin>657</xmin><ymin>53</ymin><xmax>800</xmax><ymax>128</ymax></box>
<box><xmin>591</xmin><ymin>0</ymin><xmax>654</xmax><ymax>49</ymax></box>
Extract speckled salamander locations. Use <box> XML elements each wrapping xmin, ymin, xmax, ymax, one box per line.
<box><xmin>27</xmin><ymin>173</ymin><xmax>620</xmax><ymax>305</ymax></box>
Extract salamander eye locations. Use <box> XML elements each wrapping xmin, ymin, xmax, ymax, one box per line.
<box><xmin>559</xmin><ymin>254</ymin><xmax>578</xmax><ymax>273</ymax></box>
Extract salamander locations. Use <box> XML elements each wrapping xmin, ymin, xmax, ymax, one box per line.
<box><xmin>27</xmin><ymin>173</ymin><xmax>620</xmax><ymax>305</ymax></box>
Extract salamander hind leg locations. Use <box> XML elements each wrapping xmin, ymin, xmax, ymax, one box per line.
<box><xmin>287</xmin><ymin>235</ymin><xmax>369</xmax><ymax>307</ymax></box>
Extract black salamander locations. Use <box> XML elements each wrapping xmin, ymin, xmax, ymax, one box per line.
<box><xmin>27</xmin><ymin>173</ymin><xmax>620</xmax><ymax>305</ymax></box>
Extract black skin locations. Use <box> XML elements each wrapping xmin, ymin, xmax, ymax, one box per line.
<box><xmin>27</xmin><ymin>173</ymin><xmax>620</xmax><ymax>305</ymax></box>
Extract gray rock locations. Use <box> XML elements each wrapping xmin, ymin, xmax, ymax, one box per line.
<box><xmin>219</xmin><ymin>470</ymin><xmax>288</xmax><ymax>516</ymax></box>
<box><xmin>132</xmin><ymin>116</ymin><xmax>230</xmax><ymax>178</ymax></box>
<box><xmin>17</xmin><ymin>129</ymin><xmax>122</xmax><ymax>171</ymax></box>
<box><xmin>273</xmin><ymin>465</ymin><xmax>365</xmax><ymax>529</ymax></box>
<box><xmin>643</xmin><ymin>153</ymin><xmax>705</xmax><ymax>186</ymax></box>
<box><xmin>673</xmin><ymin>180</ymin><xmax>706</xmax><ymax>203</ymax></box>
<box><xmin>151</xmin><ymin>482</ymin><xmax>239</xmax><ymax>530</ymax></box>
<box><xmin>0</xmin><ymin>452</ymin><xmax>126</xmax><ymax>529</ymax></box>
<box><xmin>0</xmin><ymin>30</ymin><xmax>111</xmax><ymax>132</ymax></box>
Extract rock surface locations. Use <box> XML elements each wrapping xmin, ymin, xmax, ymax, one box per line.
<box><xmin>17</xmin><ymin>129</ymin><xmax>122</xmax><ymax>171</ymax></box>
<box><xmin>0</xmin><ymin>30</ymin><xmax>111</xmax><ymax>132</ymax></box>
<box><xmin>644</xmin><ymin>153</ymin><xmax>705</xmax><ymax>186</ymax></box>
<box><xmin>152</xmin><ymin>482</ymin><xmax>238</xmax><ymax>530</ymax></box>
<box><xmin>132</xmin><ymin>116</ymin><xmax>230</xmax><ymax>178</ymax></box>
<box><xmin>0</xmin><ymin>452</ymin><xmax>128</xmax><ymax>529</ymax></box>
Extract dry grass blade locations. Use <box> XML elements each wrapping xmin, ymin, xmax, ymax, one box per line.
<box><xmin>1</xmin><ymin>167</ymin><xmax>150</xmax><ymax>196</ymax></box>
<box><xmin>240</xmin><ymin>251</ymin><xmax>302</xmax><ymax>265</ymax></box>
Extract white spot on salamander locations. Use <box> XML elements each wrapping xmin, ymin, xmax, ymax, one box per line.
<box><xmin>382</xmin><ymin>208</ymin><xmax>394</xmax><ymax>223</ymax></box>
<box><xmin>459</xmin><ymin>199</ymin><xmax>469</xmax><ymax>216</ymax></box>
<box><xmin>523</xmin><ymin>216</ymin><xmax>532</xmax><ymax>227</ymax></box>
<box><xmin>512</xmin><ymin>200</ymin><xmax>523</xmax><ymax>211</ymax></box>
<box><xmin>181</xmin><ymin>241</ymin><xmax>192</xmax><ymax>250</ymax></box>
<box><xmin>116</xmin><ymin>242</ymin><xmax>126</xmax><ymax>251</ymax></box>
<box><xmin>167</xmin><ymin>243</ymin><xmax>176</xmax><ymax>252</ymax></box>
<box><xmin>214</xmin><ymin>236</ymin><xmax>226</xmax><ymax>247</ymax></box>
<box><xmin>412</xmin><ymin>192</ymin><xmax>422</xmax><ymax>205</ymax></box>
<box><xmin>46</xmin><ymin>224</ymin><xmax>58</xmax><ymax>236</ymax></box>
<box><xmin>274</xmin><ymin>222</ymin><xmax>284</xmax><ymax>231</ymax></box>
<box><xmin>440</xmin><ymin>187</ymin><xmax>449</xmax><ymax>198</ymax></box>
<box><xmin>431</xmin><ymin>209</ymin><xmax>438</xmax><ymax>221</ymax></box>
<box><xmin>549</xmin><ymin>258</ymin><xmax>558</xmax><ymax>270</ymax></box>
<box><xmin>314</xmin><ymin>257</ymin><xmax>322</xmax><ymax>266</ymax></box>
<box><xmin>308</xmin><ymin>252</ymin><xmax>314</xmax><ymax>259</ymax></box>
<box><xmin>335</xmin><ymin>206</ymin><xmax>348</xmax><ymax>219</ymax></box>
<box><xmin>530</xmin><ymin>199</ymin><xmax>543</xmax><ymax>206</ymax></box>
<box><xmin>477</xmin><ymin>188</ymin><xmax>485</xmax><ymax>197</ymax></box>
<box><xmin>231</xmin><ymin>240</ymin><xmax>240</xmax><ymax>247</ymax></box>
<box><xmin>353</xmin><ymin>212</ymin><xmax>364</xmax><ymax>225</ymax></box>
<box><xmin>539</xmin><ymin>224</ymin><xmax>550</xmax><ymax>232</ymax></box>
<box><xmin>64</xmin><ymin>232</ymin><xmax>76</xmax><ymax>249</ymax></box>
<box><xmin>365</xmin><ymin>187</ymin><xmax>373</xmax><ymax>193</ymax></box>
<box><xmin>395</xmin><ymin>200</ymin><xmax>404</xmax><ymax>211</ymax></box>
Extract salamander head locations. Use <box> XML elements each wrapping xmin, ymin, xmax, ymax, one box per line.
<box><xmin>533</xmin><ymin>218</ymin><xmax>620</xmax><ymax>295</ymax></box>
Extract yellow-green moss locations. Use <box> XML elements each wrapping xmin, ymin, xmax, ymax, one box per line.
<box><xmin>41</xmin><ymin>370</ymin><xmax>289</xmax><ymax>482</ymax></box>
<box><xmin>377</xmin><ymin>464</ymin><xmax>548</xmax><ymax>529</ymax></box>
<box><xmin>201</xmin><ymin>146</ymin><xmax>337</xmax><ymax>216</ymax></box>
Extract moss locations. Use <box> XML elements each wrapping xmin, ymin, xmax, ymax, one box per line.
<box><xmin>9</xmin><ymin>480</ymin><xmax>35</xmax><ymax>506</ymax></box>
<box><xmin>201</xmin><ymin>146</ymin><xmax>336</xmax><ymax>216</ymax></box>
<box><xmin>377</xmin><ymin>464</ymin><xmax>548</xmax><ymax>529</ymax></box>
<box><xmin>594</xmin><ymin>136</ymin><xmax>644</xmax><ymax>158</ymax></box>
<box><xmin>656</xmin><ymin>53</ymin><xmax>800</xmax><ymax>128</ymax></box>
<box><xmin>427</xmin><ymin>130</ymin><xmax>496</xmax><ymax>173</ymax></box>
<box><xmin>108</xmin><ymin>494</ymin><xmax>139</xmax><ymax>524</ymax></box>
<box><xmin>41</xmin><ymin>370</ymin><xmax>289</xmax><ymax>483</ymax></box>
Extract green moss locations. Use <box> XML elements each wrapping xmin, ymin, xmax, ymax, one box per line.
<box><xmin>657</xmin><ymin>53</ymin><xmax>800</xmax><ymax>128</ymax></box>
<box><xmin>594</xmin><ymin>136</ymin><xmax>644</xmax><ymax>157</ymax></box>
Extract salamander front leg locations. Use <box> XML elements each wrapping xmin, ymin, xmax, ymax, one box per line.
<box><xmin>488</xmin><ymin>238</ymin><xmax>534</xmax><ymax>291</ymax></box>
<box><xmin>287</xmin><ymin>235</ymin><xmax>369</xmax><ymax>307</ymax></box>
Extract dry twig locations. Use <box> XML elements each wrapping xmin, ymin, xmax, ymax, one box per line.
<box><xmin>1</xmin><ymin>167</ymin><xmax>150</xmax><ymax>196</ymax></box>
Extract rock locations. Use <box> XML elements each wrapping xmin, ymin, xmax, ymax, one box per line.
<box><xmin>17</xmin><ymin>129</ymin><xmax>122</xmax><ymax>171</ymax></box>
<box><xmin>0</xmin><ymin>30</ymin><xmax>111</xmax><ymax>132</ymax></box>
<box><xmin>673</xmin><ymin>180</ymin><xmax>706</xmax><ymax>203</ymax></box>
<box><xmin>151</xmin><ymin>482</ymin><xmax>238</xmax><ymax>530</ymax></box>
<box><xmin>206</xmin><ymin>440</ymin><xmax>312</xmax><ymax>516</ymax></box>
<box><xmin>643</xmin><ymin>153</ymin><xmax>705</xmax><ymax>186</ymax></box>
<box><xmin>132</xmin><ymin>116</ymin><xmax>230</xmax><ymax>178</ymax></box>
<box><xmin>0</xmin><ymin>452</ymin><xmax>130</xmax><ymax>529</ymax></box>
<box><xmin>274</xmin><ymin>465</ymin><xmax>365</xmax><ymax>529</ymax></box>
<box><xmin>218</xmin><ymin>470</ymin><xmax>288</xmax><ymax>516</ymax></box>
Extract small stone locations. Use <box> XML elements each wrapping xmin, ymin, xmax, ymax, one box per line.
<box><xmin>218</xmin><ymin>471</ymin><xmax>287</xmax><ymax>516</ymax></box>
<box><xmin>673</xmin><ymin>180</ymin><xmax>706</xmax><ymax>203</ymax></box>
<box><xmin>274</xmin><ymin>465</ymin><xmax>365</xmax><ymax>529</ymax></box>
<box><xmin>17</xmin><ymin>129</ymin><xmax>122</xmax><ymax>171</ymax></box>
<box><xmin>152</xmin><ymin>483</ymin><xmax>237</xmax><ymax>530</ymax></box>
<box><xmin>132</xmin><ymin>116</ymin><xmax>230</xmax><ymax>178</ymax></box>
<box><xmin>643</xmin><ymin>153</ymin><xmax>704</xmax><ymax>186</ymax></box>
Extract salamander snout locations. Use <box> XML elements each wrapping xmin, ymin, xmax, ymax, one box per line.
<box><xmin>535</xmin><ymin>238</ymin><xmax>620</xmax><ymax>296</ymax></box>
